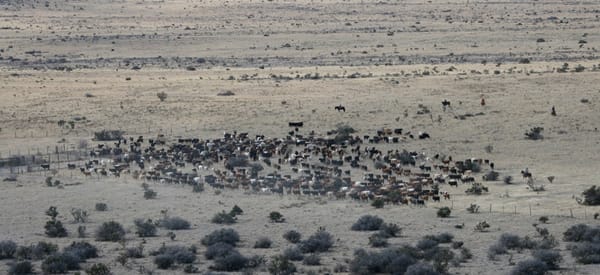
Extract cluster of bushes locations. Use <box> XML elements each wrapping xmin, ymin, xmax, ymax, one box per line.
<box><xmin>41</xmin><ymin>241</ymin><xmax>100</xmax><ymax>274</ymax></box>
<box><xmin>45</xmin><ymin>206</ymin><xmax>68</xmax><ymax>238</ymax></box>
<box><xmin>563</xmin><ymin>224</ymin><xmax>600</xmax><ymax>264</ymax></box>
<box><xmin>96</xmin><ymin>221</ymin><xmax>126</xmax><ymax>242</ymax></box>
<box><xmin>201</xmin><ymin>228</ymin><xmax>261</xmax><ymax>271</ymax></box>
<box><xmin>351</xmin><ymin>215</ymin><xmax>401</xmax><ymax>248</ymax></box>
<box><xmin>465</xmin><ymin>182</ymin><xmax>489</xmax><ymax>195</ymax></box>
<box><xmin>142</xmin><ymin>183</ymin><xmax>157</xmax><ymax>199</ymax></box>
<box><xmin>350</xmin><ymin>233</ymin><xmax>468</xmax><ymax>275</ymax></box>
<box><xmin>582</xmin><ymin>185</ymin><xmax>600</xmax><ymax>205</ymax></box>
<box><xmin>283</xmin><ymin>230</ymin><xmax>302</xmax><ymax>244</ymax></box>
<box><xmin>159</xmin><ymin>216</ymin><xmax>191</xmax><ymax>230</ymax></box>
<box><xmin>151</xmin><ymin>245</ymin><xmax>197</xmax><ymax>269</ymax></box>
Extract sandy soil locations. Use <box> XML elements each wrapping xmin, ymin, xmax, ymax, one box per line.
<box><xmin>1</xmin><ymin>0</ymin><xmax>600</xmax><ymax>274</ymax></box>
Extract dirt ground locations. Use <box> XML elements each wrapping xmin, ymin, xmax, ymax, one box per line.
<box><xmin>1</xmin><ymin>0</ymin><xmax>600</xmax><ymax>274</ymax></box>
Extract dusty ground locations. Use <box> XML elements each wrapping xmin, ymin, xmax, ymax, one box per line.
<box><xmin>1</xmin><ymin>0</ymin><xmax>600</xmax><ymax>274</ymax></box>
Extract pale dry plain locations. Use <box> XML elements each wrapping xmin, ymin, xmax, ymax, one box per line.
<box><xmin>1</xmin><ymin>0</ymin><xmax>600</xmax><ymax>274</ymax></box>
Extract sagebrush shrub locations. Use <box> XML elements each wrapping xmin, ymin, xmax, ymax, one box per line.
<box><xmin>0</xmin><ymin>240</ymin><xmax>17</xmax><ymax>259</ymax></box>
<box><xmin>351</xmin><ymin>215</ymin><xmax>384</xmax><ymax>231</ymax></box>
<box><xmin>532</xmin><ymin>249</ymin><xmax>562</xmax><ymax>270</ymax></box>
<box><xmin>269</xmin><ymin>255</ymin><xmax>297</xmax><ymax>274</ymax></box>
<box><xmin>95</xmin><ymin>203</ymin><xmax>108</xmax><ymax>211</ymax></box>
<box><xmin>134</xmin><ymin>219</ymin><xmax>157</xmax><ymax>237</ymax></box>
<box><xmin>205</xmin><ymin>242</ymin><xmax>235</xmax><ymax>260</ymax></box>
<box><xmin>283</xmin><ymin>230</ymin><xmax>302</xmax><ymax>243</ymax></box>
<box><xmin>201</xmin><ymin>228</ymin><xmax>240</xmax><ymax>246</ymax></box>
<box><xmin>212</xmin><ymin>211</ymin><xmax>237</xmax><ymax>224</ymax></box>
<box><xmin>510</xmin><ymin>258</ymin><xmax>548</xmax><ymax>275</ymax></box>
<box><xmin>8</xmin><ymin>260</ymin><xmax>34</xmax><ymax>275</ymax></box>
<box><xmin>283</xmin><ymin>247</ymin><xmax>304</xmax><ymax>261</ymax></box>
<box><xmin>95</xmin><ymin>221</ymin><xmax>126</xmax><ymax>242</ymax></box>
<box><xmin>211</xmin><ymin>250</ymin><xmax>248</xmax><ymax>271</ymax></box>
<box><xmin>86</xmin><ymin>263</ymin><xmax>111</xmax><ymax>275</ymax></box>
<box><xmin>63</xmin><ymin>241</ymin><xmax>98</xmax><ymax>260</ymax></box>
<box><xmin>437</xmin><ymin>207</ymin><xmax>451</xmax><ymax>218</ymax></box>
<box><xmin>298</xmin><ymin>230</ymin><xmax>334</xmax><ymax>253</ymax></box>
<box><xmin>303</xmin><ymin>253</ymin><xmax>321</xmax><ymax>266</ymax></box>
<box><xmin>254</xmin><ymin>237</ymin><xmax>272</xmax><ymax>249</ymax></box>
<box><xmin>159</xmin><ymin>216</ymin><xmax>191</xmax><ymax>230</ymax></box>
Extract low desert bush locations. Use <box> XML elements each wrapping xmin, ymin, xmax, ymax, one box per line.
<box><xmin>524</xmin><ymin>127</ymin><xmax>544</xmax><ymax>140</ymax></box>
<box><xmin>510</xmin><ymin>258</ymin><xmax>548</xmax><ymax>275</ymax></box>
<box><xmin>154</xmin><ymin>254</ymin><xmax>175</xmax><ymax>269</ymax></box>
<box><xmin>437</xmin><ymin>207</ymin><xmax>451</xmax><ymax>218</ymax></box>
<box><xmin>211</xmin><ymin>250</ymin><xmax>248</xmax><ymax>271</ymax></box>
<box><xmin>298</xmin><ymin>229</ymin><xmax>334</xmax><ymax>253</ymax></box>
<box><xmin>0</xmin><ymin>240</ymin><xmax>17</xmax><ymax>259</ymax></box>
<box><xmin>369</xmin><ymin>234</ymin><xmax>388</xmax><ymax>248</ymax></box>
<box><xmin>268</xmin><ymin>255</ymin><xmax>297</xmax><ymax>274</ymax></box>
<box><xmin>212</xmin><ymin>211</ymin><xmax>237</xmax><ymax>224</ymax></box>
<box><xmin>95</xmin><ymin>221</ymin><xmax>126</xmax><ymax>242</ymax></box>
<box><xmin>134</xmin><ymin>219</ymin><xmax>157</xmax><ymax>237</ymax></box>
<box><xmin>45</xmin><ymin>219</ymin><xmax>68</xmax><ymax>238</ymax></box>
<box><xmin>254</xmin><ymin>237</ymin><xmax>272</xmax><ymax>249</ymax></box>
<box><xmin>283</xmin><ymin>247</ymin><xmax>304</xmax><ymax>261</ymax></box>
<box><xmin>159</xmin><ymin>216</ymin><xmax>191</xmax><ymax>230</ymax></box>
<box><xmin>283</xmin><ymin>230</ymin><xmax>302</xmax><ymax>244</ymax></box>
<box><xmin>532</xmin><ymin>249</ymin><xmax>562</xmax><ymax>270</ymax></box>
<box><xmin>405</xmin><ymin>262</ymin><xmax>440</xmax><ymax>275</ymax></box>
<box><xmin>349</xmin><ymin>248</ymin><xmax>417</xmax><ymax>275</ymax></box>
<box><xmin>487</xmin><ymin>243</ymin><xmax>508</xmax><ymax>260</ymax></box>
<box><xmin>157</xmin><ymin>92</ymin><xmax>168</xmax><ymax>102</ymax></box>
<box><xmin>41</xmin><ymin>252</ymin><xmax>81</xmax><ymax>274</ymax></box>
<box><xmin>63</xmin><ymin>241</ymin><xmax>98</xmax><ymax>260</ymax></box>
<box><xmin>379</xmin><ymin>223</ymin><xmax>402</xmax><ymax>238</ymax></box>
<box><xmin>371</xmin><ymin>198</ymin><xmax>385</xmax><ymax>209</ymax></box>
<box><xmin>569</xmin><ymin>242</ymin><xmax>600</xmax><ymax>264</ymax></box>
<box><xmin>143</xmin><ymin>188</ymin><xmax>157</xmax><ymax>199</ymax></box>
<box><xmin>269</xmin><ymin>211</ymin><xmax>285</xmax><ymax>223</ymax></box>
<box><xmin>205</xmin><ymin>242</ymin><xmax>235</xmax><ymax>260</ymax></box>
<box><xmin>125</xmin><ymin>244</ymin><xmax>144</xmax><ymax>259</ymax></box>
<box><xmin>303</xmin><ymin>253</ymin><xmax>321</xmax><ymax>266</ymax></box>
<box><xmin>8</xmin><ymin>261</ymin><xmax>34</xmax><ymax>275</ymax></box>
<box><xmin>563</xmin><ymin>224</ymin><xmax>600</xmax><ymax>242</ymax></box>
<box><xmin>152</xmin><ymin>245</ymin><xmax>197</xmax><ymax>268</ymax></box>
<box><xmin>483</xmin><ymin>170</ymin><xmax>499</xmax><ymax>181</ymax></box>
<box><xmin>86</xmin><ymin>263</ymin><xmax>111</xmax><ymax>275</ymax></box>
<box><xmin>230</xmin><ymin>205</ymin><xmax>244</xmax><ymax>216</ymax></box>
<box><xmin>16</xmin><ymin>241</ymin><xmax>58</xmax><ymax>260</ymax></box>
<box><xmin>95</xmin><ymin>202</ymin><xmax>108</xmax><ymax>211</ymax></box>
<box><xmin>351</xmin><ymin>215</ymin><xmax>384</xmax><ymax>231</ymax></box>
<box><xmin>201</xmin><ymin>228</ymin><xmax>240</xmax><ymax>246</ymax></box>
<box><xmin>582</xmin><ymin>185</ymin><xmax>600</xmax><ymax>205</ymax></box>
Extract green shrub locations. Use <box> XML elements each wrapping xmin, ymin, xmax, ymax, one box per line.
<box><xmin>201</xmin><ymin>228</ymin><xmax>240</xmax><ymax>246</ymax></box>
<box><xmin>298</xmin><ymin>229</ymin><xmax>334</xmax><ymax>253</ymax></box>
<box><xmin>8</xmin><ymin>260</ymin><xmax>34</xmax><ymax>275</ymax></box>
<box><xmin>269</xmin><ymin>255</ymin><xmax>297</xmax><ymax>274</ymax></box>
<box><xmin>437</xmin><ymin>207</ymin><xmax>451</xmax><ymax>218</ymax></box>
<box><xmin>212</xmin><ymin>211</ymin><xmax>237</xmax><ymax>224</ymax></box>
<box><xmin>254</xmin><ymin>237</ymin><xmax>272</xmax><ymax>249</ymax></box>
<box><xmin>269</xmin><ymin>211</ymin><xmax>285</xmax><ymax>223</ymax></box>
<box><xmin>96</xmin><ymin>221</ymin><xmax>126</xmax><ymax>242</ymax></box>
<box><xmin>0</xmin><ymin>240</ymin><xmax>17</xmax><ymax>259</ymax></box>
<box><xmin>351</xmin><ymin>215</ymin><xmax>384</xmax><ymax>231</ymax></box>
<box><xmin>134</xmin><ymin>219</ymin><xmax>157</xmax><ymax>237</ymax></box>
<box><xmin>86</xmin><ymin>263</ymin><xmax>111</xmax><ymax>275</ymax></box>
<box><xmin>283</xmin><ymin>230</ymin><xmax>302</xmax><ymax>243</ymax></box>
<box><xmin>159</xmin><ymin>216</ymin><xmax>191</xmax><ymax>230</ymax></box>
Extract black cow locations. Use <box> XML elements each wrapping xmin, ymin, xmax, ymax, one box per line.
<box><xmin>289</xmin><ymin>122</ymin><xmax>303</xmax><ymax>127</ymax></box>
<box><xmin>41</xmin><ymin>164</ymin><xmax>50</xmax><ymax>170</ymax></box>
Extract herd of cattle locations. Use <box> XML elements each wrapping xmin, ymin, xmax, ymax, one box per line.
<box><xmin>50</xmin><ymin>127</ymin><xmax>495</xmax><ymax>206</ymax></box>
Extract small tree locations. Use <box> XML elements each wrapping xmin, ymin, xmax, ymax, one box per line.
<box><xmin>45</xmin><ymin>206</ymin><xmax>67</xmax><ymax>238</ymax></box>
<box><xmin>157</xmin><ymin>92</ymin><xmax>168</xmax><ymax>102</ymax></box>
